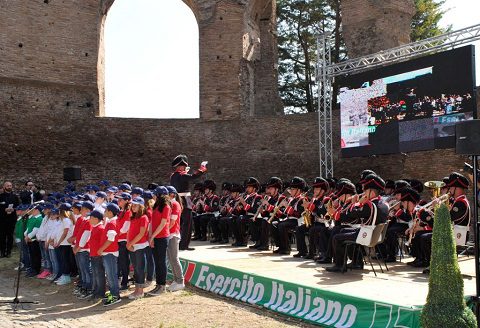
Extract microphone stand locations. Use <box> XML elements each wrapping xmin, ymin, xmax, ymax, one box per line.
<box><xmin>0</xmin><ymin>206</ymin><xmax>40</xmax><ymax>310</ymax></box>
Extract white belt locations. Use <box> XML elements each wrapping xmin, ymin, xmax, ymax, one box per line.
<box><xmin>178</xmin><ymin>192</ymin><xmax>191</xmax><ymax>197</ymax></box>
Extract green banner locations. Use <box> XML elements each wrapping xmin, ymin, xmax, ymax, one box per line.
<box><xmin>175</xmin><ymin>258</ymin><xmax>422</xmax><ymax>328</ymax></box>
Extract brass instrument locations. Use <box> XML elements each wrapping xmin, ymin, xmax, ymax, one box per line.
<box><xmin>417</xmin><ymin>193</ymin><xmax>450</xmax><ymax>211</ymax></box>
<box><xmin>323</xmin><ymin>198</ymin><xmax>334</xmax><ymax>222</ymax></box>
<box><xmin>268</xmin><ymin>198</ymin><xmax>289</xmax><ymax>223</ymax></box>
<box><xmin>424</xmin><ymin>180</ymin><xmax>446</xmax><ymax>198</ymax></box>
<box><xmin>405</xmin><ymin>217</ymin><xmax>419</xmax><ymax>247</ymax></box>
<box><xmin>302</xmin><ymin>209</ymin><xmax>313</xmax><ymax>228</ymax></box>
<box><xmin>405</xmin><ymin>181</ymin><xmax>448</xmax><ymax>246</ymax></box>
<box><xmin>252</xmin><ymin>195</ymin><xmax>269</xmax><ymax>221</ymax></box>
<box><xmin>388</xmin><ymin>200</ymin><xmax>401</xmax><ymax>210</ymax></box>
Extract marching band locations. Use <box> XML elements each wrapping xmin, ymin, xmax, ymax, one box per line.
<box><xmin>6</xmin><ymin>154</ymin><xmax>473</xmax><ymax>307</ymax></box>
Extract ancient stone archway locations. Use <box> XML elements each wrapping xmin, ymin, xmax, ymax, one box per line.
<box><xmin>2</xmin><ymin>0</ymin><xmax>467</xmax><ymax>191</ymax></box>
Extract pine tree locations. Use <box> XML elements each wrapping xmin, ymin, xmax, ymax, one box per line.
<box><xmin>421</xmin><ymin>204</ymin><xmax>477</xmax><ymax>328</ymax></box>
<box><xmin>411</xmin><ymin>0</ymin><xmax>450</xmax><ymax>41</ymax></box>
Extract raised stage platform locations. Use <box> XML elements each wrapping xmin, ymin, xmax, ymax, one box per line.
<box><xmin>178</xmin><ymin>241</ymin><xmax>476</xmax><ymax>328</ymax></box>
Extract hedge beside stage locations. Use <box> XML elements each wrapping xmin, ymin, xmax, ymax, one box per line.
<box><xmin>173</xmin><ymin>258</ymin><xmax>422</xmax><ymax>328</ymax></box>
<box><xmin>421</xmin><ymin>204</ymin><xmax>477</xmax><ymax>328</ymax></box>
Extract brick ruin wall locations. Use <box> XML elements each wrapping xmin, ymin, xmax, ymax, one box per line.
<box><xmin>0</xmin><ymin>0</ymin><xmax>476</xmax><ymax>192</ymax></box>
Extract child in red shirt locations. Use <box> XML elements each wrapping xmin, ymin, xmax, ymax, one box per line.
<box><xmin>127</xmin><ymin>197</ymin><xmax>149</xmax><ymax>299</ymax></box>
<box><xmin>98</xmin><ymin>203</ymin><xmax>121</xmax><ymax>306</ymax></box>
<box><xmin>88</xmin><ymin>210</ymin><xmax>106</xmax><ymax>300</ymax></box>
<box><xmin>146</xmin><ymin>187</ymin><xmax>171</xmax><ymax>296</ymax></box>
<box><xmin>144</xmin><ymin>191</ymin><xmax>155</xmax><ymax>286</ymax></box>
<box><xmin>115</xmin><ymin>192</ymin><xmax>132</xmax><ymax>290</ymax></box>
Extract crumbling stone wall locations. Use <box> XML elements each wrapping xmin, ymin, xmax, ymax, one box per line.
<box><xmin>0</xmin><ymin>0</ymin><xmax>473</xmax><ymax>192</ymax></box>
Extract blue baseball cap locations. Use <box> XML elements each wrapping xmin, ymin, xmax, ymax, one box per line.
<box><xmin>153</xmin><ymin>186</ymin><xmax>169</xmax><ymax>196</ymax></box>
<box><xmin>89</xmin><ymin>210</ymin><xmax>104</xmax><ymax>220</ymax></box>
<box><xmin>81</xmin><ymin>201</ymin><xmax>95</xmax><ymax>211</ymax></box>
<box><xmin>131</xmin><ymin>197</ymin><xmax>145</xmax><ymax>205</ymax></box>
<box><xmin>15</xmin><ymin>204</ymin><xmax>29</xmax><ymax>211</ymax></box>
<box><xmin>118</xmin><ymin>183</ymin><xmax>132</xmax><ymax>192</ymax></box>
<box><xmin>106</xmin><ymin>186</ymin><xmax>119</xmax><ymax>193</ymax></box>
<box><xmin>96</xmin><ymin>191</ymin><xmax>107</xmax><ymax>199</ymax></box>
<box><xmin>166</xmin><ymin>186</ymin><xmax>177</xmax><ymax>194</ymax></box>
<box><xmin>99</xmin><ymin>180</ymin><xmax>110</xmax><ymax>186</ymax></box>
<box><xmin>143</xmin><ymin>191</ymin><xmax>154</xmax><ymax>200</ymax></box>
<box><xmin>132</xmin><ymin>187</ymin><xmax>144</xmax><ymax>195</ymax></box>
<box><xmin>115</xmin><ymin>192</ymin><xmax>132</xmax><ymax>201</ymax></box>
<box><xmin>50</xmin><ymin>208</ymin><xmax>59</xmax><ymax>215</ymax></box>
<box><xmin>106</xmin><ymin>203</ymin><xmax>120</xmax><ymax>216</ymax></box>
<box><xmin>73</xmin><ymin>202</ymin><xmax>83</xmax><ymax>210</ymax></box>
<box><xmin>42</xmin><ymin>203</ymin><xmax>55</xmax><ymax>210</ymax></box>
<box><xmin>59</xmin><ymin>203</ymin><xmax>72</xmax><ymax>211</ymax></box>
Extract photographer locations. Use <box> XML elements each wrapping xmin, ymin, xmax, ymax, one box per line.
<box><xmin>0</xmin><ymin>181</ymin><xmax>20</xmax><ymax>257</ymax></box>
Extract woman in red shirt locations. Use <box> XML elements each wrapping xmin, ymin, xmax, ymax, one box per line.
<box><xmin>126</xmin><ymin>197</ymin><xmax>149</xmax><ymax>299</ymax></box>
<box><xmin>146</xmin><ymin>186</ymin><xmax>171</xmax><ymax>296</ymax></box>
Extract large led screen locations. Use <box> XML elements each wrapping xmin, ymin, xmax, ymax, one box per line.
<box><xmin>339</xmin><ymin>45</ymin><xmax>476</xmax><ymax>158</ymax></box>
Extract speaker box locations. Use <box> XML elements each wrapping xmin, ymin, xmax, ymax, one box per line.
<box><xmin>63</xmin><ymin>167</ymin><xmax>82</xmax><ymax>181</ymax></box>
<box><xmin>456</xmin><ymin>120</ymin><xmax>480</xmax><ymax>155</ymax></box>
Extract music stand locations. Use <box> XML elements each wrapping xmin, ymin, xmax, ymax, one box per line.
<box><xmin>0</xmin><ymin>206</ymin><xmax>40</xmax><ymax>310</ymax></box>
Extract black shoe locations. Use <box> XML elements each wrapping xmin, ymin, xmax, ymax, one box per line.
<box><xmin>191</xmin><ymin>237</ymin><xmax>201</xmax><ymax>241</ymax></box>
<box><xmin>316</xmin><ymin>257</ymin><xmax>332</xmax><ymax>264</ymax></box>
<box><xmin>186</xmin><ymin>247</ymin><xmax>195</xmax><ymax>251</ymax></box>
<box><xmin>325</xmin><ymin>265</ymin><xmax>346</xmax><ymax>273</ymax></box>
<box><xmin>257</xmin><ymin>246</ymin><xmax>269</xmax><ymax>251</ymax></box>
<box><xmin>279</xmin><ymin>250</ymin><xmax>291</xmax><ymax>255</ymax></box>
<box><xmin>120</xmin><ymin>285</ymin><xmax>128</xmax><ymax>291</ymax></box>
<box><xmin>200</xmin><ymin>237</ymin><xmax>207</xmax><ymax>241</ymax></box>
<box><xmin>210</xmin><ymin>239</ymin><xmax>219</xmax><ymax>243</ymax></box>
<box><xmin>384</xmin><ymin>256</ymin><xmax>397</xmax><ymax>263</ymax></box>
<box><xmin>220</xmin><ymin>239</ymin><xmax>229</xmax><ymax>244</ymax></box>
<box><xmin>273</xmin><ymin>248</ymin><xmax>281</xmax><ymax>254</ymax></box>
<box><xmin>303</xmin><ymin>254</ymin><xmax>314</xmax><ymax>259</ymax></box>
<box><xmin>422</xmin><ymin>267</ymin><xmax>430</xmax><ymax>274</ymax></box>
<box><xmin>293</xmin><ymin>252</ymin><xmax>306</xmax><ymax>258</ymax></box>
<box><xmin>411</xmin><ymin>260</ymin><xmax>427</xmax><ymax>268</ymax></box>
<box><xmin>5</xmin><ymin>253</ymin><xmax>11</xmax><ymax>258</ymax></box>
<box><xmin>249</xmin><ymin>243</ymin><xmax>261</xmax><ymax>249</ymax></box>
<box><xmin>347</xmin><ymin>263</ymin><xmax>364</xmax><ymax>270</ymax></box>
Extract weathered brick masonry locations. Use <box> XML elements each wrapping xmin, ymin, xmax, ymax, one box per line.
<box><xmin>0</xmin><ymin>0</ymin><xmax>475</xmax><ymax>192</ymax></box>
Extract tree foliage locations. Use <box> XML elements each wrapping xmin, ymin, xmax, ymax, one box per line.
<box><xmin>411</xmin><ymin>0</ymin><xmax>450</xmax><ymax>41</ymax></box>
<box><xmin>277</xmin><ymin>0</ymin><xmax>449</xmax><ymax>114</ymax></box>
<box><xmin>420</xmin><ymin>204</ymin><xmax>477</xmax><ymax>328</ymax></box>
<box><xmin>277</xmin><ymin>0</ymin><xmax>342</xmax><ymax>114</ymax></box>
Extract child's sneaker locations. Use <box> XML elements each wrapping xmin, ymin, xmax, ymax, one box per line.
<box><xmin>78</xmin><ymin>290</ymin><xmax>94</xmax><ymax>300</ymax></box>
<box><xmin>103</xmin><ymin>295</ymin><xmax>121</xmax><ymax>307</ymax></box>
<box><xmin>56</xmin><ymin>275</ymin><xmax>72</xmax><ymax>285</ymax></box>
<box><xmin>168</xmin><ymin>281</ymin><xmax>185</xmax><ymax>292</ymax></box>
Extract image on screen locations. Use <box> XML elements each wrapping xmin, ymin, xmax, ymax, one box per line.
<box><xmin>338</xmin><ymin>45</ymin><xmax>476</xmax><ymax>158</ymax></box>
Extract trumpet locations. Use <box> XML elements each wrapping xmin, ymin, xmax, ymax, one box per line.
<box><xmin>417</xmin><ymin>193</ymin><xmax>450</xmax><ymax>211</ymax></box>
<box><xmin>252</xmin><ymin>195</ymin><xmax>269</xmax><ymax>221</ymax></box>
<box><xmin>388</xmin><ymin>200</ymin><xmax>401</xmax><ymax>210</ymax></box>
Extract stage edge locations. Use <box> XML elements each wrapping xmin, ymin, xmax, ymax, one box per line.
<box><xmin>169</xmin><ymin>258</ymin><xmax>422</xmax><ymax>328</ymax></box>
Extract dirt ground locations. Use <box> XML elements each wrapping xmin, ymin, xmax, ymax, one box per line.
<box><xmin>0</xmin><ymin>252</ymin><xmax>318</xmax><ymax>328</ymax></box>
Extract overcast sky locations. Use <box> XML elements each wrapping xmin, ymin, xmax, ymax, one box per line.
<box><xmin>104</xmin><ymin>0</ymin><xmax>480</xmax><ymax>119</ymax></box>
